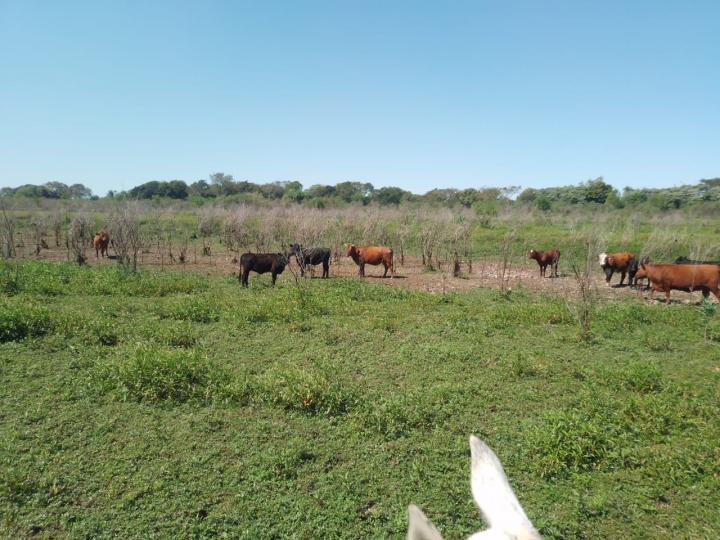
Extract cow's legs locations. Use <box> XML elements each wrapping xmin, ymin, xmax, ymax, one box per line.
<box><xmin>359</xmin><ymin>261</ymin><xmax>365</xmax><ymax>277</ymax></box>
<box><xmin>665</xmin><ymin>290</ymin><xmax>671</xmax><ymax>304</ymax></box>
<box><xmin>322</xmin><ymin>260</ymin><xmax>329</xmax><ymax>278</ymax></box>
<box><xmin>271</xmin><ymin>272</ymin><xmax>277</xmax><ymax>286</ymax></box>
<box><xmin>619</xmin><ymin>271</ymin><xmax>626</xmax><ymax>286</ymax></box>
<box><xmin>241</xmin><ymin>270</ymin><xmax>249</xmax><ymax>287</ymax></box>
<box><xmin>383</xmin><ymin>263</ymin><xmax>388</xmax><ymax>278</ymax></box>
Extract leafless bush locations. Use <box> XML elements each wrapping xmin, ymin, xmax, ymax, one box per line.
<box><xmin>30</xmin><ymin>217</ymin><xmax>48</xmax><ymax>255</ymax></box>
<box><xmin>566</xmin><ymin>234</ymin><xmax>602</xmax><ymax>340</ymax></box>
<box><xmin>68</xmin><ymin>216</ymin><xmax>90</xmax><ymax>265</ymax></box>
<box><xmin>498</xmin><ymin>228</ymin><xmax>517</xmax><ymax>295</ymax></box>
<box><xmin>108</xmin><ymin>205</ymin><xmax>143</xmax><ymax>270</ymax></box>
<box><xmin>0</xmin><ymin>201</ymin><xmax>17</xmax><ymax>259</ymax></box>
<box><xmin>49</xmin><ymin>211</ymin><xmax>65</xmax><ymax>247</ymax></box>
<box><xmin>223</xmin><ymin>207</ymin><xmax>251</xmax><ymax>257</ymax></box>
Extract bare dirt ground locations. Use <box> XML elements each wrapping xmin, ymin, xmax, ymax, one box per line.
<box><xmin>15</xmin><ymin>240</ymin><xmax>717</xmax><ymax>305</ymax></box>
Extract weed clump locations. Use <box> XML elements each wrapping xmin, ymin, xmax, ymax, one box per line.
<box><xmin>0</xmin><ymin>301</ymin><xmax>53</xmax><ymax>342</ymax></box>
<box><xmin>97</xmin><ymin>345</ymin><xmax>233</xmax><ymax>403</ymax></box>
<box><xmin>258</xmin><ymin>365</ymin><xmax>357</xmax><ymax>416</ymax></box>
<box><xmin>154</xmin><ymin>295</ymin><xmax>220</xmax><ymax>323</ymax></box>
<box><xmin>524</xmin><ymin>410</ymin><xmax>618</xmax><ymax>478</ymax></box>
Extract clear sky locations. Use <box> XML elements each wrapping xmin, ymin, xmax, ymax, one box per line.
<box><xmin>1</xmin><ymin>0</ymin><xmax>718</xmax><ymax>196</ymax></box>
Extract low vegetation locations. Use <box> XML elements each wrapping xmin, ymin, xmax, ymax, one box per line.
<box><xmin>1</xmin><ymin>261</ymin><xmax>718</xmax><ymax>538</ymax></box>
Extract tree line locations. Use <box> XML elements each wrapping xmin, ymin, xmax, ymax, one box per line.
<box><xmin>3</xmin><ymin>175</ymin><xmax>720</xmax><ymax>211</ymax></box>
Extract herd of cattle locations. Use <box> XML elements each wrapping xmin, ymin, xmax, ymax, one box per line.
<box><xmin>91</xmin><ymin>230</ymin><xmax>720</xmax><ymax>303</ymax></box>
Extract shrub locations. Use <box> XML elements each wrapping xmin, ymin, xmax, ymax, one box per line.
<box><xmin>257</xmin><ymin>365</ymin><xmax>357</xmax><ymax>416</ymax></box>
<box><xmin>524</xmin><ymin>410</ymin><xmax>618</xmax><ymax>478</ymax></box>
<box><xmin>97</xmin><ymin>345</ymin><xmax>232</xmax><ymax>403</ymax></box>
<box><xmin>154</xmin><ymin>296</ymin><xmax>220</xmax><ymax>323</ymax></box>
<box><xmin>0</xmin><ymin>301</ymin><xmax>53</xmax><ymax>342</ymax></box>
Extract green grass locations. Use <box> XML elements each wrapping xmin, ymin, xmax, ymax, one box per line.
<box><xmin>1</xmin><ymin>261</ymin><xmax>719</xmax><ymax>538</ymax></box>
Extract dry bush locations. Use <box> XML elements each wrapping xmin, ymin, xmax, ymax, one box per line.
<box><xmin>68</xmin><ymin>216</ymin><xmax>91</xmax><ymax>265</ymax></box>
<box><xmin>108</xmin><ymin>205</ymin><xmax>143</xmax><ymax>270</ymax></box>
<box><xmin>498</xmin><ymin>228</ymin><xmax>517</xmax><ymax>294</ymax></box>
<box><xmin>49</xmin><ymin>211</ymin><xmax>65</xmax><ymax>247</ymax></box>
<box><xmin>0</xmin><ymin>202</ymin><xmax>17</xmax><ymax>259</ymax></box>
<box><xmin>30</xmin><ymin>217</ymin><xmax>48</xmax><ymax>255</ymax></box>
<box><xmin>566</xmin><ymin>233</ymin><xmax>603</xmax><ymax>339</ymax></box>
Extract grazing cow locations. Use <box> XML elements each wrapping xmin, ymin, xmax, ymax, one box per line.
<box><xmin>290</xmin><ymin>244</ymin><xmax>331</xmax><ymax>278</ymax></box>
<box><xmin>343</xmin><ymin>243</ymin><xmax>394</xmax><ymax>278</ymax></box>
<box><xmin>93</xmin><ymin>231</ymin><xmax>110</xmax><ymax>258</ymax></box>
<box><xmin>598</xmin><ymin>251</ymin><xmax>635</xmax><ymax>286</ymax></box>
<box><xmin>528</xmin><ymin>248</ymin><xmax>560</xmax><ymax>278</ymax></box>
<box><xmin>408</xmin><ymin>435</ymin><xmax>540</xmax><ymax>540</ymax></box>
<box><xmin>674</xmin><ymin>256</ymin><xmax>720</xmax><ymax>265</ymax></box>
<box><xmin>238</xmin><ymin>252</ymin><xmax>290</xmax><ymax>287</ymax></box>
<box><xmin>634</xmin><ymin>263</ymin><xmax>720</xmax><ymax>304</ymax></box>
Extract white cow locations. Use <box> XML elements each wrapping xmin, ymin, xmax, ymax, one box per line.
<box><xmin>407</xmin><ymin>435</ymin><xmax>541</xmax><ymax>540</ymax></box>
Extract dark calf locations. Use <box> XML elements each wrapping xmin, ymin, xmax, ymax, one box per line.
<box><xmin>239</xmin><ymin>252</ymin><xmax>289</xmax><ymax>287</ymax></box>
<box><xmin>290</xmin><ymin>244</ymin><xmax>331</xmax><ymax>278</ymax></box>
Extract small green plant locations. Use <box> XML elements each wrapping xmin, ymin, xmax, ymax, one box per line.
<box><xmin>524</xmin><ymin>410</ymin><xmax>618</xmax><ymax>478</ymax></box>
<box><xmin>97</xmin><ymin>345</ymin><xmax>231</xmax><ymax>403</ymax></box>
<box><xmin>0</xmin><ymin>301</ymin><xmax>53</xmax><ymax>342</ymax></box>
<box><xmin>154</xmin><ymin>295</ymin><xmax>220</xmax><ymax>323</ymax></box>
<box><xmin>257</xmin><ymin>365</ymin><xmax>357</xmax><ymax>416</ymax></box>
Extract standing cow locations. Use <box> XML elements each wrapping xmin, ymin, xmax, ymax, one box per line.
<box><xmin>343</xmin><ymin>243</ymin><xmax>394</xmax><ymax>278</ymax></box>
<box><xmin>635</xmin><ymin>263</ymin><xmax>720</xmax><ymax>304</ymax></box>
<box><xmin>528</xmin><ymin>248</ymin><xmax>560</xmax><ymax>278</ymax></box>
<box><xmin>93</xmin><ymin>231</ymin><xmax>110</xmax><ymax>258</ymax></box>
<box><xmin>239</xmin><ymin>252</ymin><xmax>290</xmax><ymax>288</ymax></box>
<box><xmin>290</xmin><ymin>244</ymin><xmax>331</xmax><ymax>278</ymax></box>
<box><xmin>598</xmin><ymin>251</ymin><xmax>635</xmax><ymax>286</ymax></box>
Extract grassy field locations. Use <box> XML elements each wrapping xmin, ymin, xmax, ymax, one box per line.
<box><xmin>1</xmin><ymin>261</ymin><xmax>719</xmax><ymax>539</ymax></box>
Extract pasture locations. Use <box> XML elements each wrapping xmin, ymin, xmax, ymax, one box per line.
<box><xmin>1</xmin><ymin>260</ymin><xmax>719</xmax><ymax>539</ymax></box>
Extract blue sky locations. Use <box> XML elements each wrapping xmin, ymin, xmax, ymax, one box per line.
<box><xmin>1</xmin><ymin>1</ymin><xmax>718</xmax><ymax>195</ymax></box>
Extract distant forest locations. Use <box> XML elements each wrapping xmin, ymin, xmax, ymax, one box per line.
<box><xmin>2</xmin><ymin>174</ymin><xmax>720</xmax><ymax>212</ymax></box>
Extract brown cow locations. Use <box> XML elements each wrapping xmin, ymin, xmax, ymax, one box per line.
<box><xmin>635</xmin><ymin>263</ymin><xmax>720</xmax><ymax>304</ymax></box>
<box><xmin>343</xmin><ymin>243</ymin><xmax>394</xmax><ymax>278</ymax></box>
<box><xmin>528</xmin><ymin>248</ymin><xmax>560</xmax><ymax>278</ymax></box>
<box><xmin>93</xmin><ymin>231</ymin><xmax>110</xmax><ymax>258</ymax></box>
<box><xmin>599</xmin><ymin>251</ymin><xmax>635</xmax><ymax>286</ymax></box>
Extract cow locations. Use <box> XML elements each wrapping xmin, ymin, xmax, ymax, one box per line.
<box><xmin>634</xmin><ymin>263</ymin><xmax>720</xmax><ymax>304</ymax></box>
<box><xmin>598</xmin><ymin>251</ymin><xmax>635</xmax><ymax>286</ymax></box>
<box><xmin>408</xmin><ymin>435</ymin><xmax>540</xmax><ymax>540</ymax></box>
<box><xmin>93</xmin><ymin>231</ymin><xmax>110</xmax><ymax>258</ymax></box>
<box><xmin>674</xmin><ymin>256</ymin><xmax>720</xmax><ymax>265</ymax></box>
<box><xmin>528</xmin><ymin>248</ymin><xmax>560</xmax><ymax>278</ymax></box>
<box><xmin>238</xmin><ymin>252</ymin><xmax>290</xmax><ymax>288</ymax></box>
<box><xmin>343</xmin><ymin>243</ymin><xmax>394</xmax><ymax>278</ymax></box>
<box><xmin>290</xmin><ymin>244</ymin><xmax>331</xmax><ymax>278</ymax></box>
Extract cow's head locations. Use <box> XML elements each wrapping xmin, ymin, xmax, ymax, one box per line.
<box><xmin>528</xmin><ymin>249</ymin><xmax>538</xmax><ymax>260</ymax></box>
<box><xmin>635</xmin><ymin>263</ymin><xmax>648</xmax><ymax>280</ymax></box>
<box><xmin>343</xmin><ymin>243</ymin><xmax>356</xmax><ymax>257</ymax></box>
<box><xmin>598</xmin><ymin>252</ymin><xmax>608</xmax><ymax>267</ymax></box>
<box><xmin>408</xmin><ymin>435</ymin><xmax>540</xmax><ymax>540</ymax></box>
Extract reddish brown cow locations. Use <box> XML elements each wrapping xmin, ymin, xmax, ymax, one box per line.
<box><xmin>528</xmin><ymin>248</ymin><xmax>560</xmax><ymax>278</ymax></box>
<box><xmin>343</xmin><ymin>243</ymin><xmax>394</xmax><ymax>277</ymax></box>
<box><xmin>599</xmin><ymin>251</ymin><xmax>635</xmax><ymax>286</ymax></box>
<box><xmin>93</xmin><ymin>231</ymin><xmax>110</xmax><ymax>258</ymax></box>
<box><xmin>635</xmin><ymin>263</ymin><xmax>720</xmax><ymax>304</ymax></box>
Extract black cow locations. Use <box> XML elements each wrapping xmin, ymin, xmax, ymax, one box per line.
<box><xmin>674</xmin><ymin>256</ymin><xmax>720</xmax><ymax>265</ymax></box>
<box><xmin>239</xmin><ymin>252</ymin><xmax>290</xmax><ymax>287</ymax></box>
<box><xmin>290</xmin><ymin>244</ymin><xmax>331</xmax><ymax>278</ymax></box>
